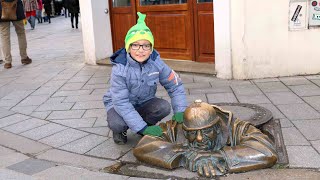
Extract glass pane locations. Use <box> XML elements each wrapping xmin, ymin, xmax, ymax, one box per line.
<box><xmin>113</xmin><ymin>0</ymin><xmax>131</xmax><ymax>7</ymax></box>
<box><xmin>140</xmin><ymin>0</ymin><xmax>187</xmax><ymax>6</ymax></box>
<box><xmin>197</xmin><ymin>0</ymin><xmax>213</xmax><ymax>2</ymax></box>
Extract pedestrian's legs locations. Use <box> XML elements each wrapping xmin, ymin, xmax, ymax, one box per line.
<box><xmin>27</xmin><ymin>16</ymin><xmax>36</xmax><ymax>29</ymax></box>
<box><xmin>75</xmin><ymin>13</ymin><xmax>79</xmax><ymax>29</ymax></box>
<box><xmin>12</xmin><ymin>20</ymin><xmax>28</xmax><ymax>60</ymax></box>
<box><xmin>136</xmin><ymin>98</ymin><xmax>171</xmax><ymax>125</ymax></box>
<box><xmin>64</xmin><ymin>8</ymin><xmax>68</xmax><ymax>18</ymax></box>
<box><xmin>71</xmin><ymin>13</ymin><xmax>74</xmax><ymax>28</ymax></box>
<box><xmin>0</xmin><ymin>22</ymin><xmax>12</xmax><ymax>64</ymax></box>
<box><xmin>107</xmin><ymin>108</ymin><xmax>129</xmax><ymax>133</ymax></box>
<box><xmin>47</xmin><ymin>15</ymin><xmax>51</xmax><ymax>23</ymax></box>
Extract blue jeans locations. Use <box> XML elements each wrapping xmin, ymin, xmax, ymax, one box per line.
<box><xmin>107</xmin><ymin>98</ymin><xmax>171</xmax><ymax>133</ymax></box>
<box><xmin>28</xmin><ymin>16</ymin><xmax>36</xmax><ymax>29</ymax></box>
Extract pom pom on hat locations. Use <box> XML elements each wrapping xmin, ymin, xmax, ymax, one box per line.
<box><xmin>125</xmin><ymin>12</ymin><xmax>154</xmax><ymax>51</ymax></box>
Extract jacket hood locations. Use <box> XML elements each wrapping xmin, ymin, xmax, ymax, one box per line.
<box><xmin>110</xmin><ymin>48</ymin><xmax>160</xmax><ymax>66</ymax></box>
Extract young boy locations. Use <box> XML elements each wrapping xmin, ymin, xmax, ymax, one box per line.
<box><xmin>103</xmin><ymin>12</ymin><xmax>188</xmax><ymax>145</ymax></box>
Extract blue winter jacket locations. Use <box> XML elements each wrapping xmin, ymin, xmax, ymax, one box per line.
<box><xmin>103</xmin><ymin>48</ymin><xmax>188</xmax><ymax>133</ymax></box>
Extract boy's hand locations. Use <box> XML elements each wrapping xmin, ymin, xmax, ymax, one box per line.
<box><xmin>172</xmin><ymin>112</ymin><xmax>184</xmax><ymax>123</ymax></box>
<box><xmin>142</xmin><ymin>125</ymin><xmax>163</xmax><ymax>137</ymax></box>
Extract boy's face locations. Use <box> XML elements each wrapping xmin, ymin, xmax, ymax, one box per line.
<box><xmin>128</xmin><ymin>40</ymin><xmax>152</xmax><ymax>63</ymax></box>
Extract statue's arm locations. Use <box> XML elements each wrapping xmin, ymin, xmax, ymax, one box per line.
<box><xmin>133</xmin><ymin>135</ymin><xmax>185</xmax><ymax>169</ymax></box>
<box><xmin>221</xmin><ymin>123</ymin><xmax>278</xmax><ymax>173</ymax></box>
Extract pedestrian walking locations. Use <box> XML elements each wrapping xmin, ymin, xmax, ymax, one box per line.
<box><xmin>43</xmin><ymin>0</ymin><xmax>52</xmax><ymax>23</ymax></box>
<box><xmin>62</xmin><ymin>0</ymin><xmax>69</xmax><ymax>18</ymax></box>
<box><xmin>36</xmin><ymin>0</ymin><xmax>43</xmax><ymax>23</ymax></box>
<box><xmin>0</xmin><ymin>0</ymin><xmax>32</xmax><ymax>69</ymax></box>
<box><xmin>23</xmin><ymin>0</ymin><xmax>38</xmax><ymax>29</ymax></box>
<box><xmin>66</xmin><ymin>0</ymin><xmax>79</xmax><ymax>28</ymax></box>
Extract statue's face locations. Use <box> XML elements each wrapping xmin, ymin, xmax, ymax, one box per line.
<box><xmin>184</xmin><ymin>125</ymin><xmax>218</xmax><ymax>151</ymax></box>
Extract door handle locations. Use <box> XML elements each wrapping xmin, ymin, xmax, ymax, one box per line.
<box><xmin>104</xmin><ymin>8</ymin><xmax>109</xmax><ymax>14</ymax></box>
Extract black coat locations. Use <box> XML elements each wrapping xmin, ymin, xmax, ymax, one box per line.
<box><xmin>0</xmin><ymin>0</ymin><xmax>26</xmax><ymax>22</ymax></box>
<box><xmin>65</xmin><ymin>0</ymin><xmax>79</xmax><ymax>14</ymax></box>
<box><xmin>43</xmin><ymin>0</ymin><xmax>52</xmax><ymax>14</ymax></box>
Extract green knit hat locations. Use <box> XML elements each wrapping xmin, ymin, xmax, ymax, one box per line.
<box><xmin>125</xmin><ymin>12</ymin><xmax>154</xmax><ymax>51</ymax></box>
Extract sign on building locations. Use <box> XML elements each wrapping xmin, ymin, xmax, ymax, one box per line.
<box><xmin>309</xmin><ymin>0</ymin><xmax>320</xmax><ymax>26</ymax></box>
<box><xmin>289</xmin><ymin>0</ymin><xmax>308</xmax><ymax>30</ymax></box>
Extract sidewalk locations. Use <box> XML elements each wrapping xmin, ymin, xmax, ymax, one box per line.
<box><xmin>0</xmin><ymin>16</ymin><xmax>319</xmax><ymax>179</ymax></box>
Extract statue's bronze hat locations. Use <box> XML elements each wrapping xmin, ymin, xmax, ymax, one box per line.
<box><xmin>183</xmin><ymin>100</ymin><xmax>220</xmax><ymax>131</ymax></box>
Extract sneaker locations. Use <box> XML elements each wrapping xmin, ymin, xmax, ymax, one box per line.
<box><xmin>21</xmin><ymin>57</ymin><xmax>32</xmax><ymax>65</ymax></box>
<box><xmin>113</xmin><ymin>131</ymin><xmax>127</xmax><ymax>145</ymax></box>
<box><xmin>4</xmin><ymin>63</ymin><xmax>12</xmax><ymax>69</ymax></box>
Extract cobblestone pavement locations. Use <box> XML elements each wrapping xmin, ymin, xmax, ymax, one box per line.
<box><xmin>0</xmin><ymin>16</ymin><xmax>319</xmax><ymax>179</ymax></box>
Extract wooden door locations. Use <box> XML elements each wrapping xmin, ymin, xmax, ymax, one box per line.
<box><xmin>135</xmin><ymin>0</ymin><xmax>193</xmax><ymax>60</ymax></box>
<box><xmin>109</xmin><ymin>0</ymin><xmax>137</xmax><ymax>51</ymax></box>
<box><xmin>193</xmin><ymin>0</ymin><xmax>214</xmax><ymax>63</ymax></box>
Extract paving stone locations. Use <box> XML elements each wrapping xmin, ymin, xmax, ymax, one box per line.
<box><xmin>277</xmin><ymin>104</ymin><xmax>320</xmax><ymax>120</ymax></box>
<box><xmin>0</xmin><ymin>130</ymin><xmax>51</xmax><ymax>155</ymax></box>
<box><xmin>20</xmin><ymin>123</ymin><xmax>68</xmax><ymax>140</ymax></box>
<box><xmin>52</xmin><ymin>73</ymin><xmax>76</xmax><ymax>80</ymax></box>
<box><xmin>31</xmin><ymin>86</ymin><xmax>60</xmax><ymax>96</ymax></box>
<box><xmin>257</xmin><ymin>103</ymin><xmax>285</xmax><ymax>119</ymax></box>
<box><xmin>0</xmin><ymin>99</ymin><xmax>20</xmax><ymax>107</ymax></box>
<box><xmin>237</xmin><ymin>94</ymin><xmax>271</xmax><ymax>104</ymax></box>
<box><xmin>7</xmin><ymin>158</ymin><xmax>56</xmax><ymax>175</ymax></box>
<box><xmin>92</xmin><ymin>89</ymin><xmax>107</xmax><ymax>95</ymax></box>
<box><xmin>1</xmin><ymin>90</ymin><xmax>34</xmax><ymax>100</ymax></box>
<box><xmin>281</xmin><ymin>127</ymin><xmax>310</xmax><ymax>145</ymax></box>
<box><xmin>255</xmin><ymin>82</ymin><xmax>290</xmax><ymax>92</ymax></box>
<box><xmin>86</xmin><ymin>138</ymin><xmax>135</xmax><ymax>159</ymax></box>
<box><xmin>17</xmin><ymin>95</ymin><xmax>49</xmax><ymax>106</ymax></box>
<box><xmin>2</xmin><ymin>118</ymin><xmax>48</xmax><ymax>134</ymax></box>
<box><xmin>311</xmin><ymin>140</ymin><xmax>320</xmax><ymax>154</ymax></box>
<box><xmin>192</xmin><ymin>74</ymin><xmax>215</xmax><ymax>82</ymax></box>
<box><xmin>93</xmin><ymin>117</ymin><xmax>108</xmax><ymax>127</ymax></box>
<box><xmin>252</xmin><ymin>78</ymin><xmax>280</xmax><ymax>83</ymax></box>
<box><xmin>0</xmin><ymin>169</ymin><xmax>35</xmax><ymax>180</ymax></box>
<box><xmin>0</xmin><ymin>107</ymin><xmax>15</xmax><ymax>119</ymax></box>
<box><xmin>180</xmin><ymin>75</ymin><xmax>194</xmax><ymax>83</ymax></box>
<box><xmin>131</xmin><ymin>165</ymin><xmax>198</xmax><ymax>179</ymax></box>
<box><xmin>312</xmin><ymin>79</ymin><xmax>320</xmax><ymax>86</ymax></box>
<box><xmin>289</xmin><ymin>84</ymin><xmax>320</xmax><ymax>96</ymax></box>
<box><xmin>303</xmin><ymin>96</ymin><xmax>320</xmax><ymax>112</ymax></box>
<box><xmin>68</xmin><ymin>75</ymin><xmax>92</xmax><ymax>83</ymax></box>
<box><xmin>39</xmin><ymin>128</ymin><xmax>89</xmax><ymax>147</ymax></box>
<box><xmin>35</xmin><ymin>102</ymin><xmax>74</xmax><ymax>111</ymax></box>
<box><xmin>189</xmin><ymin>86</ymin><xmax>232</xmax><ymax>94</ymax></box>
<box><xmin>120</xmin><ymin>150</ymin><xmax>138</xmax><ymax>163</ymax></box>
<box><xmin>30</xmin><ymin>111</ymin><xmax>51</xmax><ymax>120</ymax></box>
<box><xmin>79</xmin><ymin>127</ymin><xmax>110</xmax><ymax>136</ymax></box>
<box><xmin>52</xmin><ymin>90</ymin><xmax>92</xmax><ymax>97</ymax></box>
<box><xmin>279</xmin><ymin>76</ymin><xmax>312</xmax><ymax>86</ymax></box>
<box><xmin>64</xmin><ymin>94</ymin><xmax>103</xmax><ymax>102</ymax></box>
<box><xmin>72</xmin><ymin>101</ymin><xmax>104</xmax><ymax>109</ymax></box>
<box><xmin>51</xmin><ymin>118</ymin><xmax>96</xmax><ymax>128</ymax></box>
<box><xmin>33</xmin><ymin>165</ymin><xmax>128</xmax><ymax>180</ymax></box>
<box><xmin>286</xmin><ymin>146</ymin><xmax>320</xmax><ymax>168</ymax></box>
<box><xmin>155</xmin><ymin>89</ymin><xmax>169</xmax><ymax>97</ymax></box>
<box><xmin>83</xmin><ymin>109</ymin><xmax>106</xmax><ymax>118</ymax></box>
<box><xmin>60</xmin><ymin>82</ymin><xmax>85</xmax><ymax>90</ymax></box>
<box><xmin>60</xmin><ymin>134</ymin><xmax>107</xmax><ymax>154</ymax></box>
<box><xmin>279</xmin><ymin>118</ymin><xmax>294</xmax><ymax>128</ymax></box>
<box><xmin>46</xmin><ymin>110</ymin><xmax>85</xmax><ymax>120</ymax></box>
<box><xmin>42</xmin><ymin>80</ymin><xmax>67</xmax><ymax>87</ymax></box>
<box><xmin>293</xmin><ymin>120</ymin><xmax>320</xmax><ymax>141</ymax></box>
<box><xmin>231</xmin><ymin>85</ymin><xmax>263</xmax><ymax>96</ymax></box>
<box><xmin>305</xmin><ymin>74</ymin><xmax>320</xmax><ymax>80</ymax></box>
<box><xmin>0</xmin><ymin>146</ymin><xmax>29</xmax><ymax>168</ymax></box>
<box><xmin>265</xmin><ymin>92</ymin><xmax>303</xmax><ymax>105</ymax></box>
<box><xmin>186</xmin><ymin>94</ymin><xmax>207</xmax><ymax>104</ymax></box>
<box><xmin>183</xmin><ymin>82</ymin><xmax>211</xmax><ymax>89</ymax></box>
<box><xmin>36</xmin><ymin>149</ymin><xmax>116</xmax><ymax>170</ymax></box>
<box><xmin>207</xmin><ymin>93</ymin><xmax>238</xmax><ymax>103</ymax></box>
<box><xmin>11</xmin><ymin>105</ymin><xmax>39</xmax><ymax>115</ymax></box>
<box><xmin>82</xmin><ymin>83</ymin><xmax>109</xmax><ymax>90</ymax></box>
<box><xmin>0</xmin><ymin>114</ymin><xmax>31</xmax><ymax>128</ymax></box>
<box><xmin>86</xmin><ymin>77</ymin><xmax>108</xmax><ymax>84</ymax></box>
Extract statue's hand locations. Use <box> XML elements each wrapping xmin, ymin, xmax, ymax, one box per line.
<box><xmin>184</xmin><ymin>151</ymin><xmax>226</xmax><ymax>177</ymax></box>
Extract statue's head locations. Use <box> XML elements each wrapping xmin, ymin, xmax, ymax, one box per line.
<box><xmin>183</xmin><ymin>100</ymin><xmax>221</xmax><ymax>150</ymax></box>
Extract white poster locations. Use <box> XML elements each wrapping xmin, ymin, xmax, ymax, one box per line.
<box><xmin>289</xmin><ymin>1</ymin><xmax>308</xmax><ymax>30</ymax></box>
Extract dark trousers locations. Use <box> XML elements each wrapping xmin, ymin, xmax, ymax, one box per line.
<box><xmin>107</xmin><ymin>98</ymin><xmax>171</xmax><ymax>133</ymax></box>
<box><xmin>71</xmin><ymin>13</ymin><xmax>78</xmax><ymax>28</ymax></box>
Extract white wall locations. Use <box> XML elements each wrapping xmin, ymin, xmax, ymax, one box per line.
<box><xmin>229</xmin><ymin>0</ymin><xmax>320</xmax><ymax>79</ymax></box>
<box><xmin>79</xmin><ymin>0</ymin><xmax>113</xmax><ymax>65</ymax></box>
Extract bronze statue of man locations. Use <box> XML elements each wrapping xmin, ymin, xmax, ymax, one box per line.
<box><xmin>133</xmin><ymin>100</ymin><xmax>278</xmax><ymax>178</ymax></box>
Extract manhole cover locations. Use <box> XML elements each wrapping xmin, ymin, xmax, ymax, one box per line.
<box><xmin>215</xmin><ymin>103</ymin><xmax>273</xmax><ymax>127</ymax></box>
